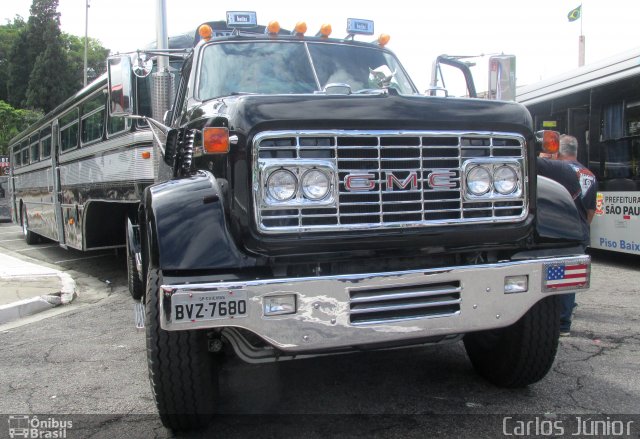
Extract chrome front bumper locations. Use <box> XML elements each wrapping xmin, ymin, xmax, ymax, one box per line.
<box><xmin>159</xmin><ymin>255</ymin><xmax>590</xmax><ymax>352</ymax></box>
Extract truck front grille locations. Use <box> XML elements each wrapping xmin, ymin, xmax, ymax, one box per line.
<box><xmin>348</xmin><ymin>280</ymin><xmax>462</xmax><ymax>325</ymax></box>
<box><xmin>253</xmin><ymin>130</ymin><xmax>527</xmax><ymax>233</ymax></box>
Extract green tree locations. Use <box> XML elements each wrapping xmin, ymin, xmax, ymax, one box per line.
<box><xmin>25</xmin><ymin>37</ymin><xmax>75</xmax><ymax>113</ymax></box>
<box><xmin>6</xmin><ymin>0</ymin><xmax>62</xmax><ymax>108</ymax></box>
<box><xmin>62</xmin><ymin>33</ymin><xmax>110</xmax><ymax>89</ymax></box>
<box><xmin>0</xmin><ymin>16</ymin><xmax>27</xmax><ymax>102</ymax></box>
<box><xmin>0</xmin><ymin>100</ymin><xmax>42</xmax><ymax>155</ymax></box>
<box><xmin>4</xmin><ymin>0</ymin><xmax>111</xmax><ymax>112</ymax></box>
<box><xmin>5</xmin><ymin>30</ymin><xmax>30</xmax><ymax>107</ymax></box>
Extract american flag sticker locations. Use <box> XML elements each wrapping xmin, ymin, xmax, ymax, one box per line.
<box><xmin>542</xmin><ymin>260</ymin><xmax>590</xmax><ymax>292</ymax></box>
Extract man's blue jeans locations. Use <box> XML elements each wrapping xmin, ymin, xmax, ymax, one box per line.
<box><xmin>560</xmin><ymin>293</ymin><xmax>576</xmax><ymax>332</ymax></box>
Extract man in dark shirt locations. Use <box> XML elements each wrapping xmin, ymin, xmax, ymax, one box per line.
<box><xmin>536</xmin><ymin>134</ymin><xmax>598</xmax><ymax>336</ymax></box>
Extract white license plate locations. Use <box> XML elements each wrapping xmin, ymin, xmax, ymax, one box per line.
<box><xmin>172</xmin><ymin>290</ymin><xmax>248</xmax><ymax>322</ymax></box>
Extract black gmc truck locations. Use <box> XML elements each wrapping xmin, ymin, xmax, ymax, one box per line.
<box><xmin>108</xmin><ymin>14</ymin><xmax>590</xmax><ymax>431</ymax></box>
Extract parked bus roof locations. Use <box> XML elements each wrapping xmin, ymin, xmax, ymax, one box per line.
<box><xmin>516</xmin><ymin>47</ymin><xmax>640</xmax><ymax>106</ymax></box>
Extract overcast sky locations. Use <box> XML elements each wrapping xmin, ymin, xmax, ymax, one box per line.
<box><xmin>2</xmin><ymin>0</ymin><xmax>639</xmax><ymax>92</ymax></box>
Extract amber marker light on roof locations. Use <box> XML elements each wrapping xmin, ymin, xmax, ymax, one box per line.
<box><xmin>198</xmin><ymin>24</ymin><xmax>213</xmax><ymax>41</ymax></box>
<box><xmin>294</xmin><ymin>21</ymin><xmax>307</xmax><ymax>35</ymax></box>
<box><xmin>203</xmin><ymin>127</ymin><xmax>230</xmax><ymax>154</ymax></box>
<box><xmin>267</xmin><ymin>20</ymin><xmax>281</xmax><ymax>34</ymax></box>
<box><xmin>319</xmin><ymin>23</ymin><xmax>332</xmax><ymax>38</ymax></box>
<box><xmin>378</xmin><ymin>33</ymin><xmax>391</xmax><ymax>47</ymax></box>
<box><xmin>141</xmin><ymin>151</ymin><xmax>151</xmax><ymax>159</ymax></box>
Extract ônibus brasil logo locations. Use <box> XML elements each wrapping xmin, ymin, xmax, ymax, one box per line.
<box><xmin>8</xmin><ymin>415</ymin><xmax>72</xmax><ymax>438</ymax></box>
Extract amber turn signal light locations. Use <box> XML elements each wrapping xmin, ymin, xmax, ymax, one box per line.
<box><xmin>539</xmin><ymin>130</ymin><xmax>560</xmax><ymax>154</ymax></box>
<box><xmin>203</xmin><ymin>127</ymin><xmax>230</xmax><ymax>154</ymax></box>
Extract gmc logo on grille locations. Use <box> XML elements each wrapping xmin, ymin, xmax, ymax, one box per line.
<box><xmin>344</xmin><ymin>170</ymin><xmax>458</xmax><ymax>192</ymax></box>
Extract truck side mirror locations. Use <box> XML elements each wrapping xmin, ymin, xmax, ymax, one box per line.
<box><xmin>488</xmin><ymin>55</ymin><xmax>516</xmax><ymax>101</ymax></box>
<box><xmin>107</xmin><ymin>56</ymin><xmax>134</xmax><ymax>117</ymax></box>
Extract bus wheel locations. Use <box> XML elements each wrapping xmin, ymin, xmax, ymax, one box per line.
<box><xmin>126</xmin><ymin>220</ymin><xmax>144</xmax><ymax>300</ymax></box>
<box><xmin>145</xmin><ymin>266</ymin><xmax>218</xmax><ymax>431</ymax></box>
<box><xmin>463</xmin><ymin>295</ymin><xmax>561</xmax><ymax>388</ymax></box>
<box><xmin>21</xmin><ymin>206</ymin><xmax>39</xmax><ymax>245</ymax></box>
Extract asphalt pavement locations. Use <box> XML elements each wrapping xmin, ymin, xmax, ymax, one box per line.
<box><xmin>0</xmin><ymin>248</ymin><xmax>76</xmax><ymax>325</ymax></box>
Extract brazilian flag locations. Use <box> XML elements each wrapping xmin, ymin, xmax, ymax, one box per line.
<box><xmin>568</xmin><ymin>5</ymin><xmax>581</xmax><ymax>22</ymax></box>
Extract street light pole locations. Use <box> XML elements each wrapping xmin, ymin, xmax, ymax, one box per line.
<box><xmin>83</xmin><ymin>0</ymin><xmax>90</xmax><ymax>87</ymax></box>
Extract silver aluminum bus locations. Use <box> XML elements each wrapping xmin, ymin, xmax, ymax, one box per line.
<box><xmin>8</xmin><ymin>72</ymin><xmax>158</xmax><ymax>250</ymax></box>
<box><xmin>517</xmin><ymin>48</ymin><xmax>640</xmax><ymax>255</ymax></box>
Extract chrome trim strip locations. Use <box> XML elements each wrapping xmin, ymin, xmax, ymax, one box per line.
<box><xmin>59</xmin><ymin>131</ymin><xmax>154</xmax><ymax>164</ymax></box>
<box><xmin>349</xmin><ymin>298</ymin><xmax>462</xmax><ymax>315</ymax></box>
<box><xmin>160</xmin><ymin>255</ymin><xmax>589</xmax><ymax>352</ymax></box>
<box><xmin>252</xmin><ymin>130</ymin><xmax>528</xmax><ymax>234</ymax></box>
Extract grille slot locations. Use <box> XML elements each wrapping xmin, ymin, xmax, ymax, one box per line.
<box><xmin>255</xmin><ymin>131</ymin><xmax>526</xmax><ymax>233</ymax></box>
<box><xmin>349</xmin><ymin>281</ymin><xmax>462</xmax><ymax>325</ymax></box>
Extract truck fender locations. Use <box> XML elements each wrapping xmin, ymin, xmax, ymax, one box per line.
<box><xmin>144</xmin><ymin>170</ymin><xmax>255</xmax><ymax>271</ymax></box>
<box><xmin>535</xmin><ymin>175</ymin><xmax>588</xmax><ymax>243</ymax></box>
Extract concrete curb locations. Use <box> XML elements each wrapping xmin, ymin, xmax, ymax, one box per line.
<box><xmin>0</xmin><ymin>253</ymin><xmax>77</xmax><ymax>325</ymax></box>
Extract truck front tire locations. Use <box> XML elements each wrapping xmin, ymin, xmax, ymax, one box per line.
<box><xmin>463</xmin><ymin>295</ymin><xmax>561</xmax><ymax>388</ymax></box>
<box><xmin>145</xmin><ymin>266</ymin><xmax>218</xmax><ymax>431</ymax></box>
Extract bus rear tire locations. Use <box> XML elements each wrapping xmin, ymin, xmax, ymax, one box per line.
<box><xmin>21</xmin><ymin>206</ymin><xmax>39</xmax><ymax>245</ymax></box>
<box><xmin>145</xmin><ymin>266</ymin><xmax>218</xmax><ymax>431</ymax></box>
<box><xmin>463</xmin><ymin>295</ymin><xmax>561</xmax><ymax>388</ymax></box>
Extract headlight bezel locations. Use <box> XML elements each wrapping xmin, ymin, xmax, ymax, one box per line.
<box><xmin>260</xmin><ymin>160</ymin><xmax>336</xmax><ymax>207</ymax></box>
<box><xmin>462</xmin><ymin>159</ymin><xmax>523</xmax><ymax>201</ymax></box>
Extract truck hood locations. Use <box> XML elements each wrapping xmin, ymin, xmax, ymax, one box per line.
<box><xmin>189</xmin><ymin>93</ymin><xmax>534</xmax><ymax>136</ymax></box>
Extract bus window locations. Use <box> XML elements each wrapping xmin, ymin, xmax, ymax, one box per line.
<box><xmin>21</xmin><ymin>141</ymin><xmax>30</xmax><ymax>165</ymax></box>
<box><xmin>60</xmin><ymin>109</ymin><xmax>79</xmax><ymax>152</ymax></box>
<box><xmin>81</xmin><ymin>92</ymin><xmax>106</xmax><ymax>144</ymax></box>
<box><xmin>40</xmin><ymin>126</ymin><xmax>52</xmax><ymax>158</ymax></box>
<box><xmin>626</xmin><ymin>100</ymin><xmax>640</xmax><ymax>136</ymax></box>
<box><xmin>602</xmin><ymin>102</ymin><xmax>624</xmax><ymax>140</ymax></box>
<box><xmin>107</xmin><ymin>112</ymin><xmax>128</xmax><ymax>135</ymax></box>
<box><xmin>30</xmin><ymin>133</ymin><xmax>40</xmax><ymax>163</ymax></box>
<box><xmin>12</xmin><ymin>145</ymin><xmax>21</xmax><ymax>167</ymax></box>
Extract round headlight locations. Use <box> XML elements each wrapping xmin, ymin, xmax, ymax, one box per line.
<box><xmin>301</xmin><ymin>169</ymin><xmax>330</xmax><ymax>200</ymax></box>
<box><xmin>493</xmin><ymin>166</ymin><xmax>518</xmax><ymax>195</ymax></box>
<box><xmin>267</xmin><ymin>169</ymin><xmax>297</xmax><ymax>201</ymax></box>
<box><xmin>466</xmin><ymin>166</ymin><xmax>491</xmax><ymax>196</ymax></box>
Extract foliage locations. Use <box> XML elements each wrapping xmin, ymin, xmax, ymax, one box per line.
<box><xmin>1</xmin><ymin>0</ymin><xmax>110</xmax><ymax>113</ymax></box>
<box><xmin>62</xmin><ymin>33</ymin><xmax>110</xmax><ymax>87</ymax></box>
<box><xmin>26</xmin><ymin>36</ymin><xmax>75</xmax><ymax>113</ymax></box>
<box><xmin>0</xmin><ymin>16</ymin><xmax>27</xmax><ymax>103</ymax></box>
<box><xmin>0</xmin><ymin>100</ymin><xmax>43</xmax><ymax>155</ymax></box>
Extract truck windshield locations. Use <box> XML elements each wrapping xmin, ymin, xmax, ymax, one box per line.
<box><xmin>197</xmin><ymin>40</ymin><xmax>415</xmax><ymax>100</ymax></box>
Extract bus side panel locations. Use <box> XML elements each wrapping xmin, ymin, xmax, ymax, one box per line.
<box><xmin>590</xmin><ymin>190</ymin><xmax>640</xmax><ymax>255</ymax></box>
<box><xmin>14</xmin><ymin>166</ymin><xmax>59</xmax><ymax>243</ymax></box>
<box><xmin>145</xmin><ymin>171</ymin><xmax>254</xmax><ymax>271</ymax></box>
